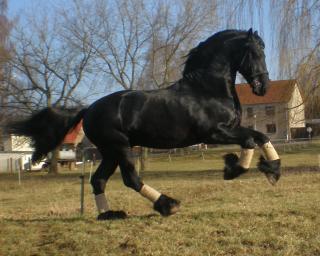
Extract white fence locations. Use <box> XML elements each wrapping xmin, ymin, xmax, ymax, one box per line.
<box><xmin>0</xmin><ymin>151</ymin><xmax>44</xmax><ymax>173</ymax></box>
<box><xmin>0</xmin><ymin>152</ymin><xmax>25</xmax><ymax>173</ymax></box>
<box><xmin>1</xmin><ymin>138</ymin><xmax>318</xmax><ymax>173</ymax></box>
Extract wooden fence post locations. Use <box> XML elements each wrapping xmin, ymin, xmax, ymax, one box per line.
<box><xmin>10</xmin><ymin>158</ymin><xmax>13</xmax><ymax>173</ymax></box>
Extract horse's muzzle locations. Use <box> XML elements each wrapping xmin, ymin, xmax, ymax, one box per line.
<box><xmin>251</xmin><ymin>75</ymin><xmax>269</xmax><ymax>96</ymax></box>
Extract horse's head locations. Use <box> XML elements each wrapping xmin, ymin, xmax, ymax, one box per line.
<box><xmin>237</xmin><ymin>29</ymin><xmax>270</xmax><ymax>96</ymax></box>
<box><xmin>183</xmin><ymin>29</ymin><xmax>270</xmax><ymax>96</ymax></box>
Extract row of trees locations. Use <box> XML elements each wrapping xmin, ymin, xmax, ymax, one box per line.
<box><xmin>0</xmin><ymin>0</ymin><xmax>11</xmax><ymax>123</ymax></box>
<box><xmin>259</xmin><ymin>0</ymin><xmax>320</xmax><ymax>119</ymax></box>
<box><xmin>1</xmin><ymin>0</ymin><xmax>319</xmax><ymax>116</ymax></box>
<box><xmin>0</xmin><ymin>0</ymin><xmax>319</xmax><ymax>172</ymax></box>
<box><xmin>0</xmin><ymin>0</ymin><xmax>218</xmax><ymax>173</ymax></box>
<box><xmin>0</xmin><ymin>0</ymin><xmax>218</xmax><ymax>115</ymax></box>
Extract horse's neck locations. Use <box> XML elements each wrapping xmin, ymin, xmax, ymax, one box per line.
<box><xmin>201</xmin><ymin>67</ymin><xmax>237</xmax><ymax>98</ymax></box>
<box><xmin>188</xmin><ymin>68</ymin><xmax>242</xmax><ymax>113</ymax></box>
<box><xmin>182</xmin><ymin>64</ymin><xmax>239</xmax><ymax>99</ymax></box>
<box><xmin>225</xmin><ymin>69</ymin><xmax>242</xmax><ymax>113</ymax></box>
<box><xmin>229</xmin><ymin>78</ymin><xmax>242</xmax><ymax>115</ymax></box>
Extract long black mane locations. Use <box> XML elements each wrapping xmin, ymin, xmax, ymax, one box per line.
<box><xmin>183</xmin><ymin>29</ymin><xmax>265</xmax><ymax>77</ymax></box>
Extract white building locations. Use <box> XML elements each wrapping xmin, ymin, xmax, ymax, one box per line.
<box><xmin>236</xmin><ymin>79</ymin><xmax>305</xmax><ymax>140</ymax></box>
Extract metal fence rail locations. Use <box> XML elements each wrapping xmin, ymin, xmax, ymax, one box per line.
<box><xmin>1</xmin><ymin>138</ymin><xmax>319</xmax><ymax>173</ymax></box>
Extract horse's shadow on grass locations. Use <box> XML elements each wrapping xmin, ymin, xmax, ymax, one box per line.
<box><xmin>2</xmin><ymin>212</ymin><xmax>174</xmax><ymax>224</ymax></box>
<box><xmin>2</xmin><ymin>216</ymin><xmax>93</xmax><ymax>223</ymax></box>
<box><xmin>2</xmin><ymin>212</ymin><xmax>160</xmax><ymax>223</ymax></box>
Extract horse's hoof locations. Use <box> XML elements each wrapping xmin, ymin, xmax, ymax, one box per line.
<box><xmin>223</xmin><ymin>153</ymin><xmax>248</xmax><ymax>180</ymax></box>
<box><xmin>265</xmin><ymin>173</ymin><xmax>279</xmax><ymax>185</ymax></box>
<box><xmin>97</xmin><ymin>210</ymin><xmax>127</xmax><ymax>220</ymax></box>
<box><xmin>258</xmin><ymin>156</ymin><xmax>281</xmax><ymax>185</ymax></box>
<box><xmin>154</xmin><ymin>195</ymin><xmax>180</xmax><ymax>216</ymax></box>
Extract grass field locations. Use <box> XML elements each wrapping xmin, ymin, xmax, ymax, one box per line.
<box><xmin>1</xmin><ymin>143</ymin><xmax>320</xmax><ymax>255</ymax></box>
<box><xmin>144</xmin><ymin>141</ymin><xmax>320</xmax><ymax>172</ymax></box>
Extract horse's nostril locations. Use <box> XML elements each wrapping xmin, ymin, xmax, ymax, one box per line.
<box><xmin>254</xmin><ymin>79</ymin><xmax>261</xmax><ymax>87</ymax></box>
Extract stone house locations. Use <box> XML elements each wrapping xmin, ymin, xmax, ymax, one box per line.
<box><xmin>236</xmin><ymin>79</ymin><xmax>305</xmax><ymax>140</ymax></box>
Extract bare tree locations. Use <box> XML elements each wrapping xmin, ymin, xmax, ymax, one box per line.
<box><xmin>0</xmin><ymin>0</ymin><xmax>13</xmax><ymax>150</ymax></box>
<box><xmin>296</xmin><ymin>52</ymin><xmax>320</xmax><ymax>119</ymax></box>
<box><xmin>3</xmin><ymin>7</ymin><xmax>94</xmax><ymax>173</ymax></box>
<box><xmin>7</xmin><ymin>19</ymin><xmax>93</xmax><ymax>109</ymax></box>
<box><xmin>268</xmin><ymin>0</ymin><xmax>320</xmax><ymax>119</ymax></box>
<box><xmin>0</xmin><ymin>0</ymin><xmax>12</xmax><ymax>122</ymax></box>
<box><xmin>62</xmin><ymin>0</ymin><xmax>153</xmax><ymax>91</ymax></box>
<box><xmin>62</xmin><ymin>0</ymin><xmax>217</xmax><ymax>91</ymax></box>
<box><xmin>143</xmin><ymin>0</ymin><xmax>218</xmax><ymax>89</ymax></box>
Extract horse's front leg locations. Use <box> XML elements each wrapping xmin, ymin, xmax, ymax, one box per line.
<box><xmin>246</xmin><ymin>129</ymin><xmax>281</xmax><ymax>184</ymax></box>
<box><xmin>223</xmin><ymin>147</ymin><xmax>255</xmax><ymax>180</ymax></box>
<box><xmin>258</xmin><ymin>141</ymin><xmax>281</xmax><ymax>185</ymax></box>
<box><xmin>208</xmin><ymin>126</ymin><xmax>281</xmax><ymax>184</ymax></box>
<box><xmin>222</xmin><ymin>130</ymin><xmax>257</xmax><ymax>181</ymax></box>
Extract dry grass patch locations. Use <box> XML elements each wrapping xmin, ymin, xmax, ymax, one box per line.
<box><xmin>0</xmin><ymin>169</ymin><xmax>320</xmax><ymax>255</ymax></box>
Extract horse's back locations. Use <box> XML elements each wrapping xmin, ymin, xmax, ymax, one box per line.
<box><xmin>82</xmin><ymin>88</ymin><xmax>197</xmax><ymax>148</ymax></box>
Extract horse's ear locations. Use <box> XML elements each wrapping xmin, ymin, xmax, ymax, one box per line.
<box><xmin>247</xmin><ymin>28</ymin><xmax>254</xmax><ymax>42</ymax></box>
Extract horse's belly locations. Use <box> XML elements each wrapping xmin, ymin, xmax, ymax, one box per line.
<box><xmin>128</xmin><ymin>126</ymin><xmax>198</xmax><ymax>149</ymax></box>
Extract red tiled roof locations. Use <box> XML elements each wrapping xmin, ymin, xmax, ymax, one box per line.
<box><xmin>236</xmin><ymin>79</ymin><xmax>297</xmax><ymax>105</ymax></box>
<box><xmin>63</xmin><ymin>120</ymin><xmax>83</xmax><ymax>144</ymax></box>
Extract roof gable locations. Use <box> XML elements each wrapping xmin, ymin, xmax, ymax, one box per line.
<box><xmin>63</xmin><ymin>120</ymin><xmax>84</xmax><ymax>144</ymax></box>
<box><xmin>236</xmin><ymin>79</ymin><xmax>297</xmax><ymax>105</ymax></box>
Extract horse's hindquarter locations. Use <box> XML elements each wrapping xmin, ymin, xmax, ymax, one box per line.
<box><xmin>82</xmin><ymin>91</ymin><xmax>129</xmax><ymax>147</ymax></box>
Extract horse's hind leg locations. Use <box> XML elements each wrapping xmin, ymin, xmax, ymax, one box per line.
<box><xmin>90</xmin><ymin>152</ymin><xmax>127</xmax><ymax>220</ymax></box>
<box><xmin>118</xmin><ymin>146</ymin><xmax>180</xmax><ymax>216</ymax></box>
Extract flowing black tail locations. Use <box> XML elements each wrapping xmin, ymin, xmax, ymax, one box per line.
<box><xmin>7</xmin><ymin>107</ymin><xmax>87</xmax><ymax>163</ymax></box>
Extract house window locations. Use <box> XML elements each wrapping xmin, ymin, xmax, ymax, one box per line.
<box><xmin>265</xmin><ymin>106</ymin><xmax>275</xmax><ymax>116</ymax></box>
<box><xmin>266</xmin><ymin>124</ymin><xmax>276</xmax><ymax>133</ymax></box>
<box><xmin>247</xmin><ymin>107</ymin><xmax>254</xmax><ymax>118</ymax></box>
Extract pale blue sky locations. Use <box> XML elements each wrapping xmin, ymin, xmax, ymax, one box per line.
<box><xmin>7</xmin><ymin>0</ymin><xmax>280</xmax><ymax>92</ymax></box>
<box><xmin>8</xmin><ymin>0</ymin><xmax>65</xmax><ymax>16</ymax></box>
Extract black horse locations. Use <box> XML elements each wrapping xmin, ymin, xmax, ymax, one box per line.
<box><xmin>9</xmin><ymin>29</ymin><xmax>281</xmax><ymax>220</ymax></box>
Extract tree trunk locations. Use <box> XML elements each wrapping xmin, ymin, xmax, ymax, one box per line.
<box><xmin>140</xmin><ymin>147</ymin><xmax>148</xmax><ymax>171</ymax></box>
<box><xmin>48</xmin><ymin>148</ymin><xmax>60</xmax><ymax>174</ymax></box>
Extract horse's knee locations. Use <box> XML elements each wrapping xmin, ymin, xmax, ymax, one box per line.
<box><xmin>241</xmin><ymin>137</ymin><xmax>255</xmax><ymax>149</ymax></box>
<box><xmin>90</xmin><ymin>175</ymin><xmax>106</xmax><ymax>195</ymax></box>
<box><xmin>253</xmin><ymin>132</ymin><xmax>269</xmax><ymax>146</ymax></box>
<box><xmin>223</xmin><ymin>153</ymin><xmax>249</xmax><ymax>180</ymax></box>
